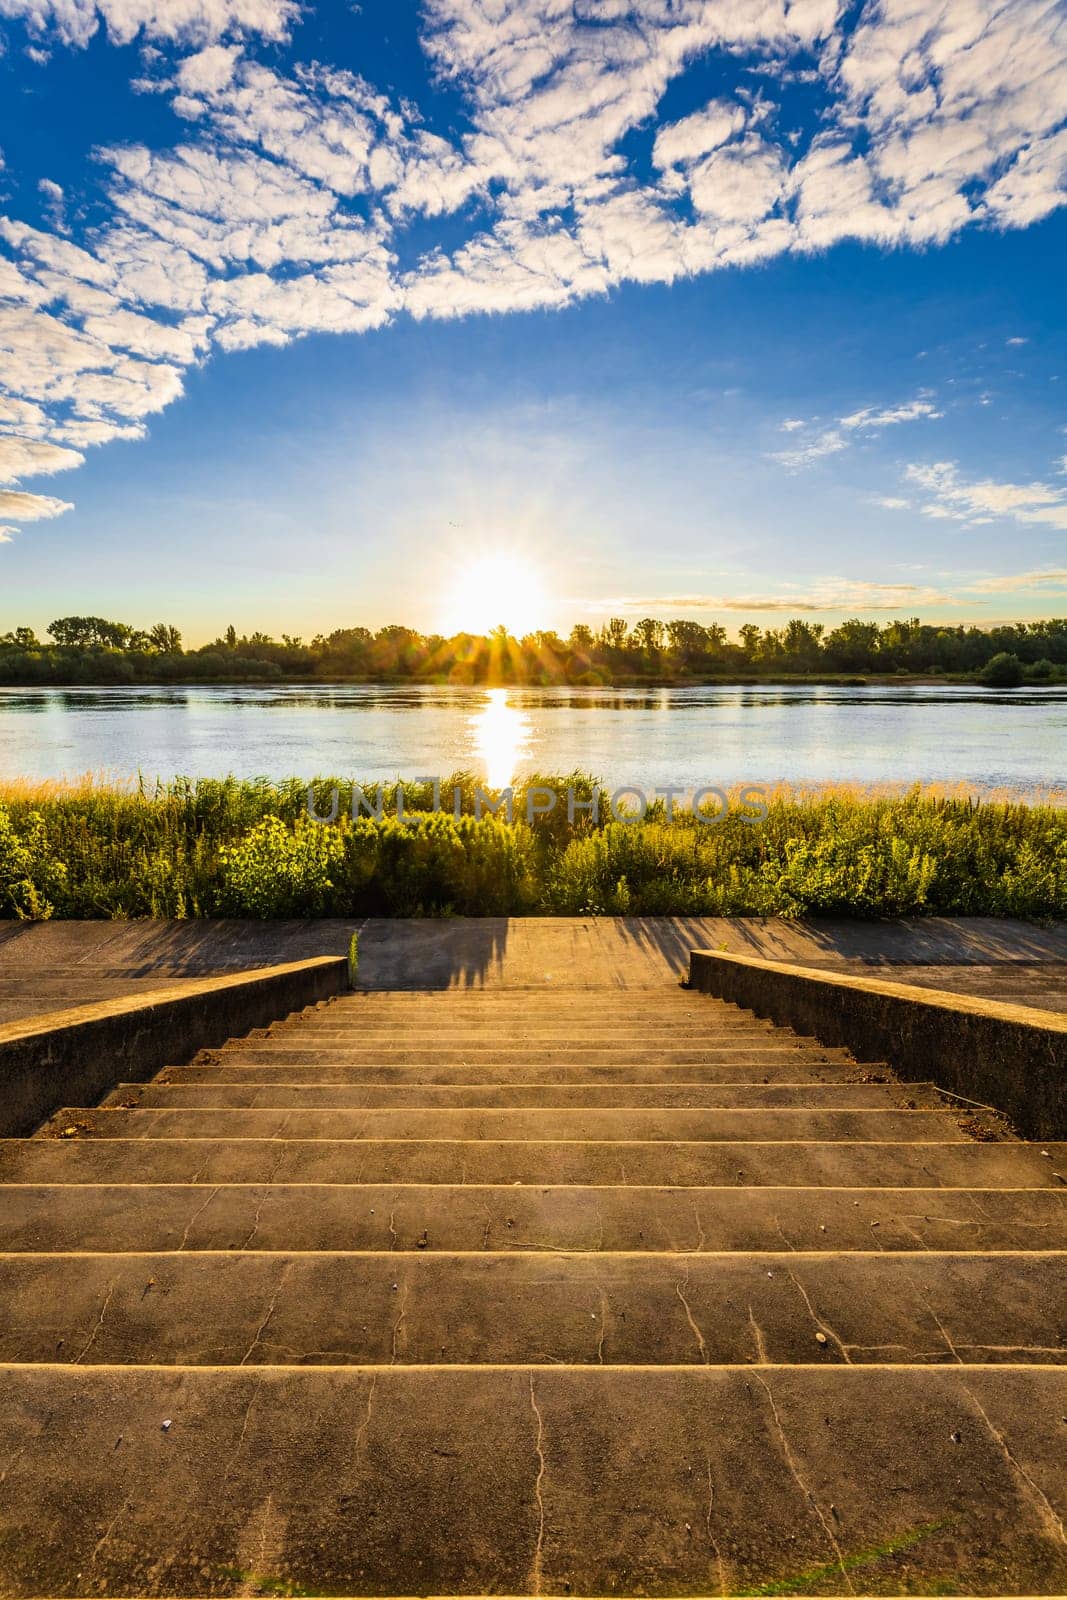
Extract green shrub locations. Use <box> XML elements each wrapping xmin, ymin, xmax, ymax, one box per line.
<box><xmin>218</xmin><ymin>815</ymin><xmax>346</xmax><ymax>918</ymax></box>
<box><xmin>0</xmin><ymin>804</ymin><xmax>66</xmax><ymax>919</ymax></box>
<box><xmin>980</xmin><ymin>651</ymin><xmax>1024</xmax><ymax>687</ymax></box>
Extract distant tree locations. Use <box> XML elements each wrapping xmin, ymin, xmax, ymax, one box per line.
<box><xmin>0</xmin><ymin>627</ymin><xmax>41</xmax><ymax>649</ymax></box>
<box><xmin>666</xmin><ymin>620</ymin><xmax>708</xmax><ymax>655</ymax></box>
<box><xmin>48</xmin><ymin>616</ymin><xmax>135</xmax><ymax>649</ymax></box>
<box><xmin>824</xmin><ymin>618</ymin><xmax>880</xmax><ymax>671</ymax></box>
<box><xmin>738</xmin><ymin>624</ymin><xmax>761</xmax><ymax>660</ymax></box>
<box><xmin>568</xmin><ymin>623</ymin><xmax>594</xmax><ymax>651</ymax></box>
<box><xmin>631</xmin><ymin>617</ymin><xmax>665</xmax><ymax>654</ymax></box>
<box><xmin>148</xmin><ymin>623</ymin><xmax>183</xmax><ymax>653</ymax></box>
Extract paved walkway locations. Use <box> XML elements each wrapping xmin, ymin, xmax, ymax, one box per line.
<box><xmin>1</xmin><ymin>917</ymin><xmax>1064</xmax><ymax>1024</ymax></box>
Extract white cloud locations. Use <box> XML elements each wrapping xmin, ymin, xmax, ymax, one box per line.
<box><xmin>0</xmin><ymin>0</ymin><xmax>296</xmax><ymax>48</ymax></box>
<box><xmin>905</xmin><ymin>460</ymin><xmax>1067</xmax><ymax>531</ymax></box>
<box><xmin>0</xmin><ymin>526</ymin><xmax>16</xmax><ymax>543</ymax></box>
<box><xmin>772</xmin><ymin>392</ymin><xmax>942</xmax><ymax>468</ymax></box>
<box><xmin>873</xmin><ymin>495</ymin><xmax>910</xmax><ymax>510</ymax></box>
<box><xmin>37</xmin><ymin>177</ymin><xmax>66</xmax><ymax>232</ymax></box>
<box><xmin>770</xmin><ymin>428</ymin><xmax>847</xmax><ymax>469</ymax></box>
<box><xmin>968</xmin><ymin>568</ymin><xmax>1067</xmax><ymax>593</ymax></box>
<box><xmin>0</xmin><ymin>488</ymin><xmax>74</xmax><ymax>520</ymax></box>
<box><xmin>653</xmin><ymin>99</ymin><xmax>747</xmax><ymax>170</ymax></box>
<box><xmin>0</xmin><ymin>0</ymin><xmax>1065</xmax><ymax>532</ymax></box>
<box><xmin>176</xmin><ymin>42</ymin><xmax>241</xmax><ymax>94</ymax></box>
<box><xmin>840</xmin><ymin>397</ymin><xmax>943</xmax><ymax>429</ymax></box>
<box><xmin>0</xmin><ymin>435</ymin><xmax>84</xmax><ymax>483</ymax></box>
<box><xmin>1006</xmin><ymin>336</ymin><xmax>1029</xmax><ymax>347</ymax></box>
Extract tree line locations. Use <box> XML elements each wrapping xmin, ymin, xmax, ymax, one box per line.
<box><xmin>0</xmin><ymin>614</ymin><xmax>1064</xmax><ymax>686</ymax></box>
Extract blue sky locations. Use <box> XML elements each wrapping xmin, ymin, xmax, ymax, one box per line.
<box><xmin>0</xmin><ymin>0</ymin><xmax>1065</xmax><ymax>642</ymax></box>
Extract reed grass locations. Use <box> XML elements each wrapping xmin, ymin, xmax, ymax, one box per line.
<box><xmin>0</xmin><ymin>774</ymin><xmax>1063</xmax><ymax>920</ymax></box>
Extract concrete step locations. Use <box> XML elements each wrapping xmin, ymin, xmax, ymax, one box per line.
<box><xmin>1</xmin><ymin>1251</ymin><xmax>1063</xmax><ymax>1367</ymax></box>
<box><xmin>326</xmin><ymin>992</ymin><xmax>751</xmax><ymax>1004</ymax></box>
<box><xmin>275</xmin><ymin>1024</ymin><xmax>783</xmax><ymax>1036</ymax></box>
<box><xmin>110</xmin><ymin>1081</ymin><xmax>930</xmax><ymax>1110</ymax></box>
<box><xmin>4</xmin><ymin>1138</ymin><xmax>1064</xmax><ymax>1186</ymax></box>
<box><xmin>161</xmin><ymin>1057</ymin><xmax>869</xmax><ymax>1085</ymax></box>
<box><xmin>218</xmin><ymin>1045</ymin><xmax>806</xmax><ymax>1065</ymax></box>
<box><xmin>1</xmin><ymin>1365</ymin><xmax>1065</xmax><ymax>1595</ymax></box>
<box><xmin>263</xmin><ymin>1025</ymin><xmax>791</xmax><ymax>1044</ymax></box>
<box><xmin>3</xmin><ymin>1183</ymin><xmax>1064</xmax><ymax>1254</ymax></box>
<box><xmin>45</xmin><ymin>1106</ymin><xmax>967</xmax><ymax>1142</ymax></box>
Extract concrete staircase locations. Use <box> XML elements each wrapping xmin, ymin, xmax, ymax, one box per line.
<box><xmin>0</xmin><ymin>985</ymin><xmax>1065</xmax><ymax>1597</ymax></box>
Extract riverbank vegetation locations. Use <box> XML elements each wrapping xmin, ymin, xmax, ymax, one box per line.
<box><xmin>1</xmin><ymin>615</ymin><xmax>1065</xmax><ymax>686</ymax></box>
<box><xmin>1</xmin><ymin>776</ymin><xmax>1063</xmax><ymax>921</ymax></box>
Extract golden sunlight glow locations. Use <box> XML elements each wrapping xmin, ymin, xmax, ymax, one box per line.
<box><xmin>471</xmin><ymin>688</ymin><xmax>532</xmax><ymax>790</ymax></box>
<box><xmin>439</xmin><ymin>554</ymin><xmax>549</xmax><ymax>638</ymax></box>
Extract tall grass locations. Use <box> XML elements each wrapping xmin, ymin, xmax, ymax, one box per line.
<box><xmin>0</xmin><ymin>774</ymin><xmax>1063</xmax><ymax>920</ymax></box>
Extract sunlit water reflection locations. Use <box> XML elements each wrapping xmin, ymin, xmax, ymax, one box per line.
<box><xmin>471</xmin><ymin>688</ymin><xmax>533</xmax><ymax>790</ymax></box>
<box><xmin>0</xmin><ymin>683</ymin><xmax>1063</xmax><ymax>794</ymax></box>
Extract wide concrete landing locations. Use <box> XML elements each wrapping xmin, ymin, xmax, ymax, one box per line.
<box><xmin>1</xmin><ymin>917</ymin><xmax>1064</xmax><ymax>1024</ymax></box>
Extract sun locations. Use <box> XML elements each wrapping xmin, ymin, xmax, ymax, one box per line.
<box><xmin>439</xmin><ymin>553</ymin><xmax>549</xmax><ymax>637</ymax></box>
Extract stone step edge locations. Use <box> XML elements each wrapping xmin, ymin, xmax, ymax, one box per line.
<box><xmin>0</xmin><ymin>1359</ymin><xmax>1056</xmax><ymax>1372</ymax></box>
<box><xmin>0</xmin><ymin>958</ymin><xmax>351</xmax><ymax>1138</ymax></box>
<box><xmin>2</xmin><ymin>1247</ymin><xmax>1061</xmax><ymax>1258</ymax></box>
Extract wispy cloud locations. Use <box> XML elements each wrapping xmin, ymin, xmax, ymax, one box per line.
<box><xmin>770</xmin><ymin>429</ymin><xmax>848</xmax><ymax>469</ymax></box>
<box><xmin>968</xmin><ymin>568</ymin><xmax>1067</xmax><ymax>593</ymax></box>
<box><xmin>771</xmin><ymin>393</ymin><xmax>941</xmax><ymax>467</ymax></box>
<box><xmin>590</xmin><ymin>565</ymin><xmax>1067</xmax><ymax>615</ymax></box>
<box><xmin>587</xmin><ymin>581</ymin><xmax>966</xmax><ymax>614</ymax></box>
<box><xmin>903</xmin><ymin>461</ymin><xmax>1067</xmax><ymax>531</ymax></box>
<box><xmin>839</xmin><ymin>398</ymin><xmax>943</xmax><ymax>430</ymax></box>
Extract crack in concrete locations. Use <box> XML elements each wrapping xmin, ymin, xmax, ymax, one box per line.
<box><xmin>239</xmin><ymin>1192</ymin><xmax>269</xmax><ymax>1252</ymax></box>
<box><xmin>901</xmin><ymin>1270</ymin><xmax>963</xmax><ymax>1364</ymax></box>
<box><xmin>961</xmin><ymin>1385</ymin><xmax>1067</xmax><ymax>1547</ymax></box>
<box><xmin>675</xmin><ymin>1262</ymin><xmax>709</xmax><ymax>1364</ymax></box>
<box><xmin>753</xmin><ymin>1373</ymin><xmax>855</xmax><ymax>1593</ymax></box>
<box><xmin>239</xmin><ymin>1264</ymin><xmax>292</xmax><ymax>1366</ymax></box>
<box><xmin>177</xmin><ymin>1185</ymin><xmax>221</xmax><ymax>1251</ymax></box>
<box><xmin>88</xmin><ymin>1495</ymin><xmax>130</xmax><ymax>1571</ymax></box>
<box><xmin>73</xmin><ymin>1282</ymin><xmax>116</xmax><ymax>1365</ymax></box>
<box><xmin>221</xmin><ymin>1375</ymin><xmax>264</xmax><ymax>1486</ymax></box>
<box><xmin>771</xmin><ymin>1214</ymin><xmax>797</xmax><ymax>1251</ymax></box>
<box><xmin>528</xmin><ymin>1375</ymin><xmax>547</xmax><ymax>1596</ymax></box>
<box><xmin>786</xmin><ymin>1270</ymin><xmax>852</xmax><ymax>1363</ymax></box>
<box><xmin>390</xmin><ymin>1279</ymin><xmax>410</xmax><ymax>1364</ymax></box>
<box><xmin>353</xmin><ymin>1373</ymin><xmax>377</xmax><ymax>1458</ymax></box>
<box><xmin>704</xmin><ymin>1454</ymin><xmax>729</xmax><ymax>1597</ymax></box>
<box><xmin>747</xmin><ymin>1305</ymin><xmax>769</xmax><ymax>1364</ymax></box>
<box><xmin>595</xmin><ymin>1287</ymin><xmax>609</xmax><ymax>1364</ymax></box>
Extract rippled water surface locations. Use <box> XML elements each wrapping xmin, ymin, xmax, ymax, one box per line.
<box><xmin>0</xmin><ymin>683</ymin><xmax>1063</xmax><ymax>793</ymax></box>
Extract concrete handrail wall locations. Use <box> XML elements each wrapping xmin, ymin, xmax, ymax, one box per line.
<box><xmin>0</xmin><ymin>955</ymin><xmax>350</xmax><ymax>1136</ymax></box>
<box><xmin>689</xmin><ymin>948</ymin><xmax>1067</xmax><ymax>1141</ymax></box>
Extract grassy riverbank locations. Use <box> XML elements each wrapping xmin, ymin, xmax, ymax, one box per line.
<box><xmin>1</xmin><ymin>776</ymin><xmax>1064</xmax><ymax>921</ymax></box>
